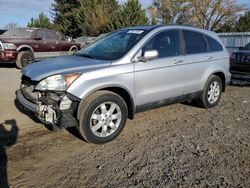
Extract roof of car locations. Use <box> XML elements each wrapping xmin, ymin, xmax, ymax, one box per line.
<box><xmin>10</xmin><ymin>27</ymin><xmax>55</xmax><ymax>31</ymax></box>
<box><xmin>121</xmin><ymin>24</ymin><xmax>208</xmax><ymax>32</ymax></box>
<box><xmin>121</xmin><ymin>25</ymin><xmax>160</xmax><ymax>31</ymax></box>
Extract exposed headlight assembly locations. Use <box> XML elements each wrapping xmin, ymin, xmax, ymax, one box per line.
<box><xmin>3</xmin><ymin>43</ymin><xmax>17</xmax><ymax>50</ymax></box>
<box><xmin>35</xmin><ymin>74</ymin><xmax>81</xmax><ymax>91</ymax></box>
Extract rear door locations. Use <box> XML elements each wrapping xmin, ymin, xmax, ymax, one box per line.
<box><xmin>181</xmin><ymin>29</ymin><xmax>214</xmax><ymax>94</ymax></box>
<box><xmin>43</xmin><ymin>30</ymin><xmax>61</xmax><ymax>57</ymax></box>
<box><xmin>32</xmin><ymin>29</ymin><xmax>46</xmax><ymax>59</ymax></box>
<box><xmin>134</xmin><ymin>29</ymin><xmax>185</xmax><ymax>108</ymax></box>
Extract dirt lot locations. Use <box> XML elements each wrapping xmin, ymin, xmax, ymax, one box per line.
<box><xmin>0</xmin><ymin>63</ymin><xmax>249</xmax><ymax>187</ymax></box>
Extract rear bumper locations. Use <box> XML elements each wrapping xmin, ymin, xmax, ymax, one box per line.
<box><xmin>0</xmin><ymin>50</ymin><xmax>18</xmax><ymax>61</ymax></box>
<box><xmin>231</xmin><ymin>71</ymin><xmax>250</xmax><ymax>83</ymax></box>
<box><xmin>230</xmin><ymin>62</ymin><xmax>250</xmax><ymax>73</ymax></box>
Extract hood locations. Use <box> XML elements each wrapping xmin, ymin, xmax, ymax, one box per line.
<box><xmin>22</xmin><ymin>55</ymin><xmax>111</xmax><ymax>81</ymax></box>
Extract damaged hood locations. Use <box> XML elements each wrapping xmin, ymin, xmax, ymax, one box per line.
<box><xmin>22</xmin><ymin>55</ymin><xmax>112</xmax><ymax>81</ymax></box>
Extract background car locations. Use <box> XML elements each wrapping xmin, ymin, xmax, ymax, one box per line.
<box><xmin>230</xmin><ymin>42</ymin><xmax>250</xmax><ymax>84</ymax></box>
<box><xmin>0</xmin><ymin>28</ymin><xmax>81</xmax><ymax>68</ymax></box>
<box><xmin>74</xmin><ymin>36</ymin><xmax>96</xmax><ymax>48</ymax></box>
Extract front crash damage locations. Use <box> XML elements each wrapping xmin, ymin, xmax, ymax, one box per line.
<box><xmin>15</xmin><ymin>79</ymin><xmax>79</xmax><ymax>128</ymax></box>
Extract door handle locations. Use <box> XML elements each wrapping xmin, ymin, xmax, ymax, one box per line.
<box><xmin>206</xmin><ymin>56</ymin><xmax>213</xmax><ymax>60</ymax></box>
<box><xmin>173</xmin><ymin>58</ymin><xmax>183</xmax><ymax>64</ymax></box>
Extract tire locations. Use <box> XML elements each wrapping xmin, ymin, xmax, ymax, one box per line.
<box><xmin>78</xmin><ymin>90</ymin><xmax>128</xmax><ymax>144</ymax></box>
<box><xmin>200</xmin><ymin>75</ymin><xmax>222</xmax><ymax>108</ymax></box>
<box><xmin>16</xmin><ymin>51</ymin><xmax>35</xmax><ymax>69</ymax></box>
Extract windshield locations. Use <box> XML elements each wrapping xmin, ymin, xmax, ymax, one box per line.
<box><xmin>243</xmin><ymin>43</ymin><xmax>250</xmax><ymax>50</ymax></box>
<box><xmin>76</xmin><ymin>29</ymin><xmax>148</xmax><ymax>60</ymax></box>
<box><xmin>0</xmin><ymin>28</ymin><xmax>34</xmax><ymax>38</ymax></box>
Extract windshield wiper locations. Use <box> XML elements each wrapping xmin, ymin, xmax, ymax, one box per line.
<box><xmin>76</xmin><ymin>53</ymin><xmax>95</xmax><ymax>59</ymax></box>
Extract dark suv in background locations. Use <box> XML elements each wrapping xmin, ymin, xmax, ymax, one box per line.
<box><xmin>230</xmin><ymin>42</ymin><xmax>250</xmax><ymax>84</ymax></box>
<box><xmin>0</xmin><ymin>28</ymin><xmax>81</xmax><ymax>68</ymax></box>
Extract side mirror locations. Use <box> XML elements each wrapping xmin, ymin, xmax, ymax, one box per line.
<box><xmin>138</xmin><ymin>50</ymin><xmax>158</xmax><ymax>62</ymax></box>
<box><xmin>34</xmin><ymin>36</ymin><xmax>42</xmax><ymax>40</ymax></box>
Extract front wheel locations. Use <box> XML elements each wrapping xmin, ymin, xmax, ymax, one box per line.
<box><xmin>78</xmin><ymin>91</ymin><xmax>128</xmax><ymax>144</ymax></box>
<box><xmin>200</xmin><ymin>75</ymin><xmax>222</xmax><ymax>108</ymax></box>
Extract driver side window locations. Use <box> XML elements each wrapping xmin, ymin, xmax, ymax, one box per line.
<box><xmin>34</xmin><ymin>30</ymin><xmax>44</xmax><ymax>40</ymax></box>
<box><xmin>142</xmin><ymin>30</ymin><xmax>181</xmax><ymax>58</ymax></box>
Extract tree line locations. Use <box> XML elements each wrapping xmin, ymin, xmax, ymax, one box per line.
<box><xmin>24</xmin><ymin>0</ymin><xmax>250</xmax><ymax>37</ymax></box>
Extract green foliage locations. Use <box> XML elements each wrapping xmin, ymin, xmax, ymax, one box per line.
<box><xmin>29</xmin><ymin>0</ymin><xmax>148</xmax><ymax>37</ymax></box>
<box><xmin>152</xmin><ymin>0</ymin><xmax>189</xmax><ymax>24</ymax></box>
<box><xmin>216</xmin><ymin>21</ymin><xmax>237</xmax><ymax>32</ymax></box>
<box><xmin>236</xmin><ymin>11</ymin><xmax>250</xmax><ymax>32</ymax></box>
<box><xmin>52</xmin><ymin>0</ymin><xmax>81</xmax><ymax>38</ymax></box>
<box><xmin>77</xmin><ymin>0</ymin><xmax>119</xmax><ymax>36</ymax></box>
<box><xmin>27</xmin><ymin>12</ymin><xmax>53</xmax><ymax>29</ymax></box>
<box><xmin>104</xmin><ymin>0</ymin><xmax>149</xmax><ymax>32</ymax></box>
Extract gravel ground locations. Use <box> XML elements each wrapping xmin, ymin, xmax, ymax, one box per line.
<box><xmin>0</xmin><ymin>64</ymin><xmax>249</xmax><ymax>187</ymax></box>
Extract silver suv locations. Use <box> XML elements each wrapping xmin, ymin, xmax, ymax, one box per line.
<box><xmin>16</xmin><ymin>25</ymin><xmax>231</xmax><ymax>144</ymax></box>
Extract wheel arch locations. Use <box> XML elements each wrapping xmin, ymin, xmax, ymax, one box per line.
<box><xmin>68</xmin><ymin>45</ymin><xmax>78</xmax><ymax>54</ymax></box>
<box><xmin>211</xmin><ymin>71</ymin><xmax>226</xmax><ymax>92</ymax></box>
<box><xmin>17</xmin><ymin>45</ymin><xmax>34</xmax><ymax>53</ymax></box>
<box><xmin>77</xmin><ymin>85</ymin><xmax>135</xmax><ymax>120</ymax></box>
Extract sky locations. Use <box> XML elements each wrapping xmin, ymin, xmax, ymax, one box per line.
<box><xmin>0</xmin><ymin>0</ymin><xmax>249</xmax><ymax>28</ymax></box>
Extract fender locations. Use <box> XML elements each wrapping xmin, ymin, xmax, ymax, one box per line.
<box><xmin>76</xmin><ymin>84</ymin><xmax>135</xmax><ymax>120</ymax></box>
<box><xmin>17</xmin><ymin>45</ymin><xmax>34</xmax><ymax>52</ymax></box>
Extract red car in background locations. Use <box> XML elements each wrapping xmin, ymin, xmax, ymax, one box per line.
<box><xmin>0</xmin><ymin>28</ymin><xmax>81</xmax><ymax>68</ymax></box>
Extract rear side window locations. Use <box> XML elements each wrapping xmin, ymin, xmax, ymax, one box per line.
<box><xmin>183</xmin><ymin>30</ymin><xmax>209</xmax><ymax>54</ymax></box>
<box><xmin>142</xmin><ymin>30</ymin><xmax>180</xmax><ymax>58</ymax></box>
<box><xmin>205</xmin><ymin>35</ymin><xmax>223</xmax><ymax>52</ymax></box>
<box><xmin>44</xmin><ymin>31</ymin><xmax>59</xmax><ymax>40</ymax></box>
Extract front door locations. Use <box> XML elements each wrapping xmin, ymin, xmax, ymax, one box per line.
<box><xmin>32</xmin><ymin>29</ymin><xmax>46</xmax><ymax>59</ymax></box>
<box><xmin>134</xmin><ymin>29</ymin><xmax>185</xmax><ymax>109</ymax></box>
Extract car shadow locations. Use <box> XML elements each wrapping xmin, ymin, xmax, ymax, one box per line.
<box><xmin>0</xmin><ymin>62</ymin><xmax>16</xmax><ymax>69</ymax></box>
<box><xmin>66</xmin><ymin>127</ymin><xmax>85</xmax><ymax>142</ymax></box>
<box><xmin>0</xmin><ymin>119</ymin><xmax>19</xmax><ymax>188</ymax></box>
<box><xmin>181</xmin><ymin>100</ymin><xmax>203</xmax><ymax>108</ymax></box>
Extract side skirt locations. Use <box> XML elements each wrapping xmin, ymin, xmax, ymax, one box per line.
<box><xmin>135</xmin><ymin>91</ymin><xmax>202</xmax><ymax>113</ymax></box>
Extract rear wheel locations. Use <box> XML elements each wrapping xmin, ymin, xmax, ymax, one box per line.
<box><xmin>200</xmin><ymin>75</ymin><xmax>222</xmax><ymax>108</ymax></box>
<box><xmin>16</xmin><ymin>51</ymin><xmax>34</xmax><ymax>69</ymax></box>
<box><xmin>78</xmin><ymin>91</ymin><xmax>128</xmax><ymax>144</ymax></box>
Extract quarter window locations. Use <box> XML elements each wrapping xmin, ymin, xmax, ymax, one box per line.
<box><xmin>142</xmin><ymin>30</ymin><xmax>180</xmax><ymax>58</ymax></box>
<box><xmin>205</xmin><ymin>35</ymin><xmax>223</xmax><ymax>52</ymax></box>
<box><xmin>183</xmin><ymin>30</ymin><xmax>209</xmax><ymax>54</ymax></box>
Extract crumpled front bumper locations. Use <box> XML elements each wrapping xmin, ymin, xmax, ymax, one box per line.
<box><xmin>16</xmin><ymin>89</ymin><xmax>38</xmax><ymax>113</ymax></box>
<box><xmin>15</xmin><ymin>89</ymin><xmax>79</xmax><ymax>128</ymax></box>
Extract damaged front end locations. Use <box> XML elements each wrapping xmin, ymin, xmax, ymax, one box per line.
<box><xmin>16</xmin><ymin>75</ymin><xmax>79</xmax><ymax>128</ymax></box>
